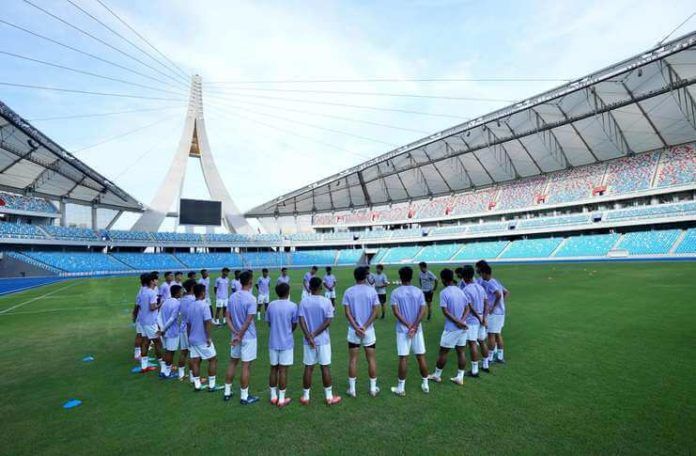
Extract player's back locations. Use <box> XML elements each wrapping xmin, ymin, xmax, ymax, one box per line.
<box><xmin>391</xmin><ymin>285</ymin><xmax>425</xmax><ymax>331</ymax></box>
<box><xmin>228</xmin><ymin>290</ymin><xmax>257</xmax><ymax>339</ymax></box>
<box><xmin>266</xmin><ymin>299</ymin><xmax>297</xmax><ymax>350</ymax></box>
<box><xmin>343</xmin><ymin>284</ymin><xmax>378</xmax><ymax>327</ymax></box>
<box><xmin>299</xmin><ymin>295</ymin><xmax>334</xmax><ymax>345</ymax></box>
<box><xmin>440</xmin><ymin>285</ymin><xmax>467</xmax><ymax>331</ymax></box>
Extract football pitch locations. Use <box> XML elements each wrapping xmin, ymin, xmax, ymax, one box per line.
<box><xmin>1</xmin><ymin>262</ymin><xmax>695</xmax><ymax>455</ymax></box>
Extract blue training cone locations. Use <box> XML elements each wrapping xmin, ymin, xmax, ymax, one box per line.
<box><xmin>82</xmin><ymin>356</ymin><xmax>94</xmax><ymax>362</ymax></box>
<box><xmin>63</xmin><ymin>399</ymin><xmax>82</xmax><ymax>409</ymax></box>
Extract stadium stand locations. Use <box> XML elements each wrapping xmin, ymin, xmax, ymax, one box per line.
<box><xmin>379</xmin><ymin>246</ymin><xmax>423</xmax><ymax>263</ymax></box>
<box><xmin>675</xmin><ymin>228</ymin><xmax>696</xmax><ymax>254</ymax></box>
<box><xmin>336</xmin><ymin>249</ymin><xmax>363</xmax><ymax>264</ymax></box>
<box><xmin>111</xmin><ymin>253</ymin><xmax>184</xmax><ymax>270</ymax></box>
<box><xmin>176</xmin><ymin>252</ymin><xmax>243</xmax><ymax>268</ymax></box>
<box><xmin>22</xmin><ymin>252</ymin><xmax>128</xmax><ymax>273</ymax></box>
<box><xmin>415</xmin><ymin>243</ymin><xmax>461</xmax><ymax>262</ymax></box>
<box><xmin>499</xmin><ymin>237</ymin><xmax>563</xmax><ymax>259</ymax></box>
<box><xmin>0</xmin><ymin>221</ymin><xmax>47</xmax><ymax>239</ymax></box>
<box><xmin>545</xmin><ymin>163</ymin><xmax>605</xmax><ymax>204</ymax></box>
<box><xmin>605</xmin><ymin>201</ymin><xmax>696</xmax><ymax>222</ymax></box>
<box><xmin>101</xmin><ymin>230</ymin><xmax>152</xmax><ymax>242</ymax></box>
<box><xmin>451</xmin><ymin>240</ymin><xmax>510</xmax><ymax>261</ymax></box>
<box><xmin>554</xmin><ymin>233</ymin><xmax>621</xmax><ymax>257</ymax></box>
<box><xmin>242</xmin><ymin>251</ymin><xmax>288</xmax><ymax>268</ymax></box>
<box><xmin>289</xmin><ymin>249</ymin><xmax>337</xmax><ymax>266</ymax></box>
<box><xmin>517</xmin><ymin>213</ymin><xmax>591</xmax><ymax>230</ymax></box>
<box><xmin>151</xmin><ymin>232</ymin><xmax>204</xmax><ymax>244</ymax></box>
<box><xmin>429</xmin><ymin>225</ymin><xmax>467</xmax><ymax>237</ymax></box>
<box><xmin>616</xmin><ymin>229</ymin><xmax>682</xmax><ymax>255</ymax></box>
<box><xmin>604</xmin><ymin>150</ymin><xmax>660</xmax><ymax>194</ymax></box>
<box><xmin>492</xmin><ymin>176</ymin><xmax>546</xmax><ymax>210</ymax></box>
<box><xmin>43</xmin><ymin>225</ymin><xmax>99</xmax><ymax>240</ymax></box>
<box><xmin>288</xmin><ymin>232</ymin><xmax>323</xmax><ymax>242</ymax></box>
<box><xmin>0</xmin><ymin>191</ymin><xmax>57</xmax><ymax>214</ymax></box>
<box><xmin>655</xmin><ymin>144</ymin><xmax>696</xmax><ymax>188</ymax></box>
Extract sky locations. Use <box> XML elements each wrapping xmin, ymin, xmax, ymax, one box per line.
<box><xmin>0</xmin><ymin>0</ymin><xmax>694</xmax><ymax>230</ymax></box>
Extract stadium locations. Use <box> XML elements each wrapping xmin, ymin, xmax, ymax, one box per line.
<box><xmin>1</xmin><ymin>2</ymin><xmax>695</xmax><ymax>454</ymax></box>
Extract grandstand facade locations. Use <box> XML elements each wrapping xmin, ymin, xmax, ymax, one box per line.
<box><xmin>0</xmin><ymin>33</ymin><xmax>695</xmax><ymax>277</ymax></box>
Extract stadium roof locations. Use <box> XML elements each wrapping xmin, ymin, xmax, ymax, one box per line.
<box><xmin>247</xmin><ymin>31</ymin><xmax>696</xmax><ymax>218</ymax></box>
<box><xmin>0</xmin><ymin>100</ymin><xmax>143</xmax><ymax>211</ymax></box>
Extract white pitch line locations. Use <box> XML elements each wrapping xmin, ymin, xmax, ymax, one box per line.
<box><xmin>0</xmin><ymin>281</ymin><xmax>79</xmax><ymax>315</ymax></box>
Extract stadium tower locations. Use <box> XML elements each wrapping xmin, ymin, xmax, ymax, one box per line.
<box><xmin>132</xmin><ymin>75</ymin><xmax>252</xmax><ymax>233</ymax></box>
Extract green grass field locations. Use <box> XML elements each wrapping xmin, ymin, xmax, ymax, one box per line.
<box><xmin>1</xmin><ymin>262</ymin><xmax>695</xmax><ymax>455</ymax></box>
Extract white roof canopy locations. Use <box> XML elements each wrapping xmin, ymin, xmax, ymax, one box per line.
<box><xmin>0</xmin><ymin>100</ymin><xmax>143</xmax><ymax>211</ymax></box>
<box><xmin>247</xmin><ymin>31</ymin><xmax>696</xmax><ymax>218</ymax></box>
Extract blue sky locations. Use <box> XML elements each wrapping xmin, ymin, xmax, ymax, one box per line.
<box><xmin>1</xmin><ymin>0</ymin><xmax>694</xmax><ymax>229</ymax></box>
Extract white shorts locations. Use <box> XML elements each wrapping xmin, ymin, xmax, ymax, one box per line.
<box><xmin>257</xmin><ymin>294</ymin><xmax>269</xmax><ymax>305</ymax></box>
<box><xmin>303</xmin><ymin>343</ymin><xmax>332</xmax><ymax>366</ymax></box>
<box><xmin>269</xmin><ymin>348</ymin><xmax>293</xmax><ymax>366</ymax></box>
<box><xmin>396</xmin><ymin>330</ymin><xmax>426</xmax><ymax>356</ymax></box>
<box><xmin>135</xmin><ymin>322</ymin><xmax>143</xmax><ymax>335</ymax></box>
<box><xmin>163</xmin><ymin>336</ymin><xmax>179</xmax><ymax>352</ymax></box>
<box><xmin>347</xmin><ymin>326</ymin><xmax>376</xmax><ymax>347</ymax></box>
<box><xmin>189</xmin><ymin>342</ymin><xmax>216</xmax><ymax>360</ymax></box>
<box><xmin>230</xmin><ymin>338</ymin><xmax>257</xmax><ymax>362</ymax></box>
<box><xmin>478</xmin><ymin>325</ymin><xmax>487</xmax><ymax>341</ymax></box>
<box><xmin>465</xmin><ymin>324</ymin><xmax>479</xmax><ymax>342</ymax></box>
<box><xmin>141</xmin><ymin>323</ymin><xmax>159</xmax><ymax>340</ymax></box>
<box><xmin>439</xmin><ymin>329</ymin><xmax>467</xmax><ymax>348</ymax></box>
<box><xmin>324</xmin><ymin>290</ymin><xmax>336</xmax><ymax>299</ymax></box>
<box><xmin>215</xmin><ymin>298</ymin><xmax>228</xmax><ymax>309</ymax></box>
<box><xmin>179</xmin><ymin>331</ymin><xmax>189</xmax><ymax>350</ymax></box>
<box><xmin>487</xmin><ymin>314</ymin><xmax>505</xmax><ymax>334</ymax></box>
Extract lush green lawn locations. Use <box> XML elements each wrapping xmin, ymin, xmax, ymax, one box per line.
<box><xmin>1</xmin><ymin>262</ymin><xmax>695</xmax><ymax>455</ymax></box>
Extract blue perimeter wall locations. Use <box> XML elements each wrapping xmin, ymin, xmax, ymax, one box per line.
<box><xmin>0</xmin><ymin>276</ymin><xmax>67</xmax><ymax>296</ymax></box>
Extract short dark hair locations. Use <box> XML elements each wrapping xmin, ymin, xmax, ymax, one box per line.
<box><xmin>281</xmin><ymin>267</ymin><xmax>287</xmax><ymax>272</ymax></box>
<box><xmin>398</xmin><ymin>266</ymin><xmax>413</xmax><ymax>283</ymax></box>
<box><xmin>454</xmin><ymin>267</ymin><xmax>464</xmax><ymax>277</ymax></box>
<box><xmin>419</xmin><ymin>261</ymin><xmax>427</xmax><ymax>268</ymax></box>
<box><xmin>183</xmin><ymin>279</ymin><xmax>197</xmax><ymax>292</ymax></box>
<box><xmin>140</xmin><ymin>273</ymin><xmax>149</xmax><ymax>286</ymax></box>
<box><xmin>353</xmin><ymin>266</ymin><xmax>369</xmax><ymax>282</ymax></box>
<box><xmin>376</xmin><ymin>264</ymin><xmax>384</xmax><ymax>271</ymax></box>
<box><xmin>461</xmin><ymin>265</ymin><xmax>475</xmax><ymax>281</ymax></box>
<box><xmin>240</xmin><ymin>270</ymin><xmax>253</xmax><ymax>286</ymax></box>
<box><xmin>311</xmin><ymin>266</ymin><xmax>318</xmax><ymax>271</ymax></box>
<box><xmin>170</xmin><ymin>284</ymin><xmax>183</xmax><ymax>297</ymax></box>
<box><xmin>222</xmin><ymin>267</ymin><xmax>230</xmax><ymax>273</ymax></box>
<box><xmin>475</xmin><ymin>260</ymin><xmax>488</xmax><ymax>271</ymax></box>
<box><xmin>309</xmin><ymin>276</ymin><xmax>323</xmax><ymax>291</ymax></box>
<box><xmin>164</xmin><ymin>271</ymin><xmax>173</xmax><ymax>277</ymax></box>
<box><xmin>193</xmin><ymin>283</ymin><xmax>206</xmax><ymax>298</ymax></box>
<box><xmin>440</xmin><ymin>268</ymin><xmax>454</xmax><ymax>284</ymax></box>
<box><xmin>187</xmin><ymin>271</ymin><xmax>196</xmax><ymax>278</ymax></box>
<box><xmin>150</xmin><ymin>271</ymin><xmax>159</xmax><ymax>279</ymax></box>
<box><xmin>262</xmin><ymin>268</ymin><xmax>268</xmax><ymax>273</ymax></box>
<box><xmin>275</xmin><ymin>282</ymin><xmax>290</xmax><ymax>298</ymax></box>
<box><xmin>201</xmin><ymin>269</ymin><xmax>208</xmax><ymax>274</ymax></box>
<box><xmin>479</xmin><ymin>263</ymin><xmax>492</xmax><ymax>275</ymax></box>
<box><xmin>326</xmin><ymin>266</ymin><xmax>332</xmax><ymax>273</ymax></box>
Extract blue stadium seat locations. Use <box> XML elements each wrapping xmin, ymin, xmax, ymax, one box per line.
<box><xmin>451</xmin><ymin>241</ymin><xmax>509</xmax><ymax>260</ymax></box>
<box><xmin>554</xmin><ymin>233</ymin><xmax>620</xmax><ymax>257</ymax></box>
<box><xmin>675</xmin><ymin>228</ymin><xmax>696</xmax><ymax>254</ymax></box>
<box><xmin>415</xmin><ymin>244</ymin><xmax>461</xmax><ymax>262</ymax></box>
<box><xmin>500</xmin><ymin>238</ymin><xmax>563</xmax><ymax>259</ymax></box>
<box><xmin>616</xmin><ymin>230</ymin><xmax>681</xmax><ymax>255</ymax></box>
<box><xmin>23</xmin><ymin>252</ymin><xmax>129</xmax><ymax>273</ymax></box>
<box><xmin>111</xmin><ymin>253</ymin><xmax>184</xmax><ymax>270</ymax></box>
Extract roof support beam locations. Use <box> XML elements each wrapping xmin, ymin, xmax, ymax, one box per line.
<box><xmin>555</xmin><ymin>104</ymin><xmax>600</xmax><ymax>162</ymax></box>
<box><xmin>485</xmin><ymin>127</ymin><xmax>520</xmax><ymax>179</ymax></box>
<box><xmin>620</xmin><ymin>82</ymin><xmax>668</xmax><ymax>148</ymax></box>
<box><xmin>501</xmin><ymin>120</ymin><xmax>545</xmax><ymax>172</ymax></box>
<box><xmin>587</xmin><ymin>87</ymin><xmax>632</xmax><ymax>156</ymax></box>
<box><xmin>459</xmin><ymin>135</ymin><xmax>496</xmax><ymax>184</ymax></box>
<box><xmin>443</xmin><ymin>140</ymin><xmax>473</xmax><ymax>187</ymax></box>
<box><xmin>395</xmin><ymin>172</ymin><xmax>411</xmax><ymax>199</ymax></box>
<box><xmin>529</xmin><ymin>107</ymin><xmax>571</xmax><ymax>167</ymax></box>
<box><xmin>357</xmin><ymin>171</ymin><xmax>372</xmax><ymax>207</ymax></box>
<box><xmin>421</xmin><ymin>146</ymin><xmax>453</xmax><ymax>193</ymax></box>
<box><xmin>660</xmin><ymin>60</ymin><xmax>696</xmax><ymax>132</ymax></box>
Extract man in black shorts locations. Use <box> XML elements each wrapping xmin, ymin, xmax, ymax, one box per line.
<box><xmin>373</xmin><ymin>264</ymin><xmax>390</xmax><ymax>319</ymax></box>
<box><xmin>418</xmin><ymin>262</ymin><xmax>438</xmax><ymax>320</ymax></box>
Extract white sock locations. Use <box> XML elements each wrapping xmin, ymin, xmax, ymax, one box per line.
<box><xmin>324</xmin><ymin>387</ymin><xmax>332</xmax><ymax>400</ymax></box>
<box><xmin>472</xmin><ymin>361</ymin><xmax>479</xmax><ymax>375</ymax></box>
<box><xmin>483</xmin><ymin>357</ymin><xmax>489</xmax><ymax>369</ymax></box>
<box><xmin>140</xmin><ymin>356</ymin><xmax>149</xmax><ymax>370</ymax></box>
<box><xmin>164</xmin><ymin>364</ymin><xmax>171</xmax><ymax>376</ymax></box>
<box><xmin>134</xmin><ymin>347</ymin><xmax>141</xmax><ymax>358</ymax></box>
<box><xmin>158</xmin><ymin>358</ymin><xmax>164</xmax><ymax>370</ymax></box>
<box><xmin>369</xmin><ymin>377</ymin><xmax>378</xmax><ymax>391</ymax></box>
<box><xmin>270</xmin><ymin>386</ymin><xmax>278</xmax><ymax>401</ymax></box>
<box><xmin>348</xmin><ymin>377</ymin><xmax>356</xmax><ymax>392</ymax></box>
<box><xmin>498</xmin><ymin>349</ymin><xmax>504</xmax><ymax>360</ymax></box>
<box><xmin>278</xmin><ymin>389</ymin><xmax>286</xmax><ymax>402</ymax></box>
<box><xmin>194</xmin><ymin>377</ymin><xmax>201</xmax><ymax>389</ymax></box>
<box><xmin>422</xmin><ymin>377</ymin><xmax>429</xmax><ymax>388</ymax></box>
<box><xmin>241</xmin><ymin>387</ymin><xmax>249</xmax><ymax>401</ymax></box>
<box><xmin>257</xmin><ymin>312</ymin><xmax>261</xmax><ymax>320</ymax></box>
<box><xmin>488</xmin><ymin>352</ymin><xmax>494</xmax><ymax>362</ymax></box>
<box><xmin>397</xmin><ymin>378</ymin><xmax>405</xmax><ymax>392</ymax></box>
<box><xmin>456</xmin><ymin>369</ymin><xmax>465</xmax><ymax>380</ymax></box>
<box><xmin>208</xmin><ymin>376</ymin><xmax>216</xmax><ymax>389</ymax></box>
<box><xmin>189</xmin><ymin>371</ymin><xmax>194</xmax><ymax>383</ymax></box>
<box><xmin>178</xmin><ymin>367</ymin><xmax>185</xmax><ymax>379</ymax></box>
<box><xmin>222</xmin><ymin>318</ymin><xmax>226</xmax><ymax>324</ymax></box>
<box><xmin>434</xmin><ymin>367</ymin><xmax>443</xmax><ymax>377</ymax></box>
<box><xmin>303</xmin><ymin>388</ymin><xmax>311</xmax><ymax>400</ymax></box>
<box><xmin>224</xmin><ymin>383</ymin><xmax>232</xmax><ymax>396</ymax></box>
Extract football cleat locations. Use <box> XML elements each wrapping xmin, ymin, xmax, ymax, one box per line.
<box><xmin>299</xmin><ymin>397</ymin><xmax>310</xmax><ymax>406</ymax></box>
<box><xmin>325</xmin><ymin>396</ymin><xmax>342</xmax><ymax>406</ymax></box>
<box><xmin>270</xmin><ymin>397</ymin><xmax>278</xmax><ymax>405</ymax></box>
<box><xmin>240</xmin><ymin>395</ymin><xmax>260</xmax><ymax>405</ymax></box>
<box><xmin>427</xmin><ymin>374</ymin><xmax>442</xmax><ymax>383</ymax></box>
<box><xmin>449</xmin><ymin>377</ymin><xmax>464</xmax><ymax>386</ymax></box>
<box><xmin>346</xmin><ymin>389</ymin><xmax>356</xmax><ymax>398</ymax></box>
<box><xmin>369</xmin><ymin>386</ymin><xmax>380</xmax><ymax>397</ymax></box>
<box><xmin>277</xmin><ymin>398</ymin><xmax>292</xmax><ymax>408</ymax></box>
<box><xmin>390</xmin><ymin>387</ymin><xmax>406</xmax><ymax>397</ymax></box>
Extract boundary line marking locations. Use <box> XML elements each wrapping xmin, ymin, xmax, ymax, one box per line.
<box><xmin>0</xmin><ymin>281</ymin><xmax>79</xmax><ymax>315</ymax></box>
